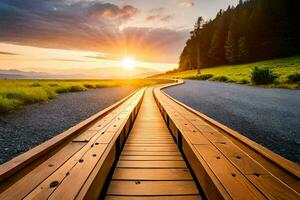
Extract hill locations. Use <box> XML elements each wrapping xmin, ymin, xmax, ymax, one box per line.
<box><xmin>179</xmin><ymin>0</ymin><xmax>300</xmax><ymax>71</ymax></box>
<box><xmin>0</xmin><ymin>67</ymin><xmax>159</xmax><ymax>80</ymax></box>
<box><xmin>156</xmin><ymin>56</ymin><xmax>300</xmax><ymax>89</ymax></box>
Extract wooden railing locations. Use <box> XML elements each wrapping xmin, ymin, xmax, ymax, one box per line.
<box><xmin>1</xmin><ymin>80</ymin><xmax>299</xmax><ymax>200</ymax></box>
<box><xmin>0</xmin><ymin>88</ymin><xmax>145</xmax><ymax>200</ymax></box>
<box><xmin>153</xmin><ymin>80</ymin><xmax>299</xmax><ymax>200</ymax></box>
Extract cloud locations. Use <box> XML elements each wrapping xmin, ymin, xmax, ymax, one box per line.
<box><xmin>0</xmin><ymin>0</ymin><xmax>188</xmax><ymax>63</ymax></box>
<box><xmin>91</xmin><ymin>4</ymin><xmax>138</xmax><ymax>22</ymax></box>
<box><xmin>178</xmin><ymin>1</ymin><xmax>195</xmax><ymax>8</ymax></box>
<box><xmin>145</xmin><ymin>14</ymin><xmax>174</xmax><ymax>22</ymax></box>
<box><xmin>146</xmin><ymin>15</ymin><xmax>159</xmax><ymax>21</ymax></box>
<box><xmin>161</xmin><ymin>15</ymin><xmax>174</xmax><ymax>22</ymax></box>
<box><xmin>52</xmin><ymin>59</ymin><xmax>95</xmax><ymax>63</ymax></box>
<box><xmin>0</xmin><ymin>51</ymin><xmax>19</xmax><ymax>56</ymax></box>
<box><xmin>149</xmin><ymin>8</ymin><xmax>165</xmax><ymax>14</ymax></box>
<box><xmin>145</xmin><ymin>7</ymin><xmax>174</xmax><ymax>22</ymax></box>
<box><xmin>117</xmin><ymin>27</ymin><xmax>189</xmax><ymax>62</ymax></box>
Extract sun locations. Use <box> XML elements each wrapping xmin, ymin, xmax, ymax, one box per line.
<box><xmin>122</xmin><ymin>56</ymin><xmax>136</xmax><ymax>69</ymax></box>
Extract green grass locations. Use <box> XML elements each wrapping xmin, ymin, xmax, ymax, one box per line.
<box><xmin>0</xmin><ymin>79</ymin><xmax>171</xmax><ymax>113</ymax></box>
<box><xmin>158</xmin><ymin>56</ymin><xmax>300</xmax><ymax>89</ymax></box>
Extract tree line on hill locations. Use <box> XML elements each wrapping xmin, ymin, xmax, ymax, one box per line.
<box><xmin>178</xmin><ymin>0</ymin><xmax>300</xmax><ymax>72</ymax></box>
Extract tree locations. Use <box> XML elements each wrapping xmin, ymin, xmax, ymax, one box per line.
<box><xmin>225</xmin><ymin>31</ymin><xmax>238</xmax><ymax>63</ymax></box>
<box><xmin>238</xmin><ymin>36</ymin><xmax>249</xmax><ymax>62</ymax></box>
<box><xmin>178</xmin><ymin>0</ymin><xmax>300</xmax><ymax>71</ymax></box>
<box><xmin>192</xmin><ymin>17</ymin><xmax>204</xmax><ymax>74</ymax></box>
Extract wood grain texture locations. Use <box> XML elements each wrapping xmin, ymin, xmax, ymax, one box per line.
<box><xmin>116</xmin><ymin>160</ymin><xmax>187</xmax><ymax>168</ymax></box>
<box><xmin>1</xmin><ymin>88</ymin><xmax>145</xmax><ymax>200</ymax></box>
<box><xmin>153</xmin><ymin>81</ymin><xmax>300</xmax><ymax>199</ymax></box>
<box><xmin>105</xmin><ymin>195</ymin><xmax>202</xmax><ymax>200</ymax></box>
<box><xmin>107</xmin><ymin>181</ymin><xmax>199</xmax><ymax>196</ymax></box>
<box><xmin>106</xmin><ymin>88</ymin><xmax>200</xmax><ymax>199</ymax></box>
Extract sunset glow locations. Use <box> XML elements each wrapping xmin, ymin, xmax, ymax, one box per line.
<box><xmin>0</xmin><ymin>0</ymin><xmax>240</xmax><ymax>78</ymax></box>
<box><xmin>122</xmin><ymin>57</ymin><xmax>136</xmax><ymax>69</ymax></box>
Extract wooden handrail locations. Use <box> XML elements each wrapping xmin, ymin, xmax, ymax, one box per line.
<box><xmin>161</xmin><ymin>81</ymin><xmax>299</xmax><ymax>179</ymax></box>
<box><xmin>0</xmin><ymin>88</ymin><xmax>145</xmax><ymax>200</ymax></box>
<box><xmin>153</xmin><ymin>80</ymin><xmax>300</xmax><ymax>199</ymax></box>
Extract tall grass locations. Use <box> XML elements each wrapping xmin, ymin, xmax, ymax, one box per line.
<box><xmin>0</xmin><ymin>79</ymin><xmax>171</xmax><ymax>113</ymax></box>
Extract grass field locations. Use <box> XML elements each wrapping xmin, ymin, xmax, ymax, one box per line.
<box><xmin>157</xmin><ymin>56</ymin><xmax>300</xmax><ymax>89</ymax></box>
<box><xmin>0</xmin><ymin>79</ymin><xmax>170</xmax><ymax>113</ymax></box>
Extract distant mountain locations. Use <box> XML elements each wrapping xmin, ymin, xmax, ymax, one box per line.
<box><xmin>0</xmin><ymin>69</ymin><xmax>49</xmax><ymax>77</ymax></box>
<box><xmin>0</xmin><ymin>67</ymin><xmax>160</xmax><ymax>79</ymax></box>
<box><xmin>95</xmin><ymin>67</ymin><xmax>160</xmax><ymax>79</ymax></box>
<box><xmin>0</xmin><ymin>74</ymin><xmax>26</xmax><ymax>79</ymax></box>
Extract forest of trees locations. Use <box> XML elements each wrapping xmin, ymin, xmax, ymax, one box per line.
<box><xmin>178</xmin><ymin>0</ymin><xmax>300</xmax><ymax>71</ymax></box>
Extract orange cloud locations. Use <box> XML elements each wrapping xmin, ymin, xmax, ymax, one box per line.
<box><xmin>0</xmin><ymin>0</ymin><xmax>188</xmax><ymax>63</ymax></box>
<box><xmin>90</xmin><ymin>4</ymin><xmax>138</xmax><ymax>22</ymax></box>
<box><xmin>145</xmin><ymin>7</ymin><xmax>174</xmax><ymax>22</ymax></box>
<box><xmin>178</xmin><ymin>1</ymin><xmax>195</xmax><ymax>8</ymax></box>
<box><xmin>145</xmin><ymin>15</ymin><xmax>158</xmax><ymax>21</ymax></box>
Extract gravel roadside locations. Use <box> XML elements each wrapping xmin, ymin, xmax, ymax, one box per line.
<box><xmin>0</xmin><ymin>87</ymin><xmax>135</xmax><ymax>164</ymax></box>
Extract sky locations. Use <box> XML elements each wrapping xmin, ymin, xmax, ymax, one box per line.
<box><xmin>0</xmin><ymin>0</ymin><xmax>239</xmax><ymax>75</ymax></box>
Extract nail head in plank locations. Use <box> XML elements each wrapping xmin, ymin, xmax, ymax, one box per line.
<box><xmin>112</xmin><ymin>168</ymin><xmax>192</xmax><ymax>180</ymax></box>
<box><xmin>117</xmin><ymin>161</ymin><xmax>187</xmax><ymax>168</ymax></box>
<box><xmin>107</xmin><ymin>181</ymin><xmax>199</xmax><ymax>196</ymax></box>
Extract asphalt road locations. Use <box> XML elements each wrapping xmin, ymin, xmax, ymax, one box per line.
<box><xmin>0</xmin><ymin>87</ymin><xmax>135</xmax><ymax>164</ymax></box>
<box><xmin>164</xmin><ymin>80</ymin><xmax>300</xmax><ymax>163</ymax></box>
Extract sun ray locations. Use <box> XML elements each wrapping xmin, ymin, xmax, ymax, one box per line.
<box><xmin>122</xmin><ymin>56</ymin><xmax>136</xmax><ymax>69</ymax></box>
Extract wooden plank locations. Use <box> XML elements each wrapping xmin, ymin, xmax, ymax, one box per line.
<box><xmin>116</xmin><ymin>161</ymin><xmax>187</xmax><ymax>168</ymax></box>
<box><xmin>121</xmin><ymin>151</ymin><xmax>181</xmax><ymax>156</ymax></box>
<box><xmin>193</xmin><ymin>124</ymin><xmax>218</xmax><ymax>134</ymax></box>
<box><xmin>107</xmin><ymin>181</ymin><xmax>199</xmax><ymax>196</ymax></box>
<box><xmin>96</xmin><ymin>131</ymin><xmax>116</xmax><ymax>144</ymax></box>
<box><xmin>195</xmin><ymin>145</ymin><xmax>267</xmax><ymax>200</ymax></box>
<box><xmin>183</xmin><ymin>131</ymin><xmax>210</xmax><ymax>145</ymax></box>
<box><xmin>200</xmin><ymin>131</ymin><xmax>230</xmax><ymax>143</ymax></box>
<box><xmin>247</xmin><ymin>174</ymin><xmax>300</xmax><ymax>199</ymax></box>
<box><xmin>24</xmin><ymin>113</ymin><xmax>129</xmax><ymax>199</ymax></box>
<box><xmin>133</xmin><ymin>124</ymin><xmax>166</xmax><ymax>128</ymax></box>
<box><xmin>48</xmin><ymin>144</ymin><xmax>108</xmax><ymax>200</ymax></box>
<box><xmin>112</xmin><ymin>168</ymin><xmax>192</xmax><ymax>180</ymax></box>
<box><xmin>182</xmin><ymin>138</ymin><xmax>231</xmax><ymax>200</ymax></box>
<box><xmin>105</xmin><ymin>88</ymin><xmax>200</xmax><ymax>199</ymax></box>
<box><xmin>215</xmin><ymin>142</ymin><xmax>267</xmax><ymax>175</ymax></box>
<box><xmin>128</xmin><ymin>138</ymin><xmax>172</xmax><ymax>139</ymax></box>
<box><xmin>123</xmin><ymin>147</ymin><xmax>178</xmax><ymax>152</ymax></box>
<box><xmin>105</xmin><ymin>118</ymin><xmax>127</xmax><ymax>133</ymax></box>
<box><xmin>157</xmin><ymin>84</ymin><xmax>300</xmax><ymax>193</ymax></box>
<box><xmin>105</xmin><ymin>195</ymin><xmax>202</xmax><ymax>200</ymax></box>
<box><xmin>24</xmin><ymin>144</ymin><xmax>107</xmax><ymax>199</ymax></box>
<box><xmin>125</xmin><ymin>144</ymin><xmax>175</xmax><ymax>147</ymax></box>
<box><xmin>0</xmin><ymin>88</ymin><xmax>145</xmax><ymax>200</ymax></box>
<box><xmin>128</xmin><ymin>137</ymin><xmax>172</xmax><ymax>140</ymax></box>
<box><xmin>126</xmin><ymin>141</ymin><xmax>174</xmax><ymax>144</ymax></box>
<box><xmin>75</xmin><ymin>142</ymin><xmax>117</xmax><ymax>200</ymax></box>
<box><xmin>0</xmin><ymin>142</ymin><xmax>84</xmax><ymax>200</ymax></box>
<box><xmin>128</xmin><ymin>136</ymin><xmax>174</xmax><ymax>142</ymax></box>
<box><xmin>119</xmin><ymin>155</ymin><xmax>183</xmax><ymax>161</ymax></box>
<box><xmin>73</xmin><ymin>130</ymin><xmax>99</xmax><ymax>142</ymax></box>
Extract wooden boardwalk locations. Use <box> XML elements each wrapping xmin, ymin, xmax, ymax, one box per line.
<box><xmin>106</xmin><ymin>88</ymin><xmax>201</xmax><ymax>199</ymax></box>
<box><xmin>0</xmin><ymin>81</ymin><xmax>299</xmax><ymax>200</ymax></box>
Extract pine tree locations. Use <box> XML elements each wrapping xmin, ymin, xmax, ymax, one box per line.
<box><xmin>238</xmin><ymin>36</ymin><xmax>249</xmax><ymax>62</ymax></box>
<box><xmin>225</xmin><ymin>31</ymin><xmax>238</xmax><ymax>63</ymax></box>
<box><xmin>178</xmin><ymin>0</ymin><xmax>300</xmax><ymax>71</ymax></box>
<box><xmin>193</xmin><ymin>17</ymin><xmax>204</xmax><ymax>74</ymax></box>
